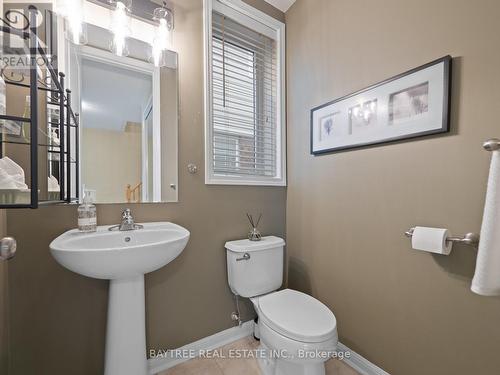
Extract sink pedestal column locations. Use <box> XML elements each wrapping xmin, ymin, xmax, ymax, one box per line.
<box><xmin>104</xmin><ymin>275</ymin><xmax>148</xmax><ymax>375</ymax></box>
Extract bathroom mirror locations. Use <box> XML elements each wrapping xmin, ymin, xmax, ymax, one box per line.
<box><xmin>66</xmin><ymin>22</ymin><xmax>178</xmax><ymax>204</ymax></box>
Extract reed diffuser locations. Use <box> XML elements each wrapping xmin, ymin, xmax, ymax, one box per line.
<box><xmin>246</xmin><ymin>213</ymin><xmax>262</xmax><ymax>241</ymax></box>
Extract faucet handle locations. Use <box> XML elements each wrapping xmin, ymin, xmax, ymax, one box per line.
<box><xmin>109</xmin><ymin>209</ymin><xmax>141</xmax><ymax>231</ymax></box>
<box><xmin>122</xmin><ymin>208</ymin><xmax>132</xmax><ymax>220</ymax></box>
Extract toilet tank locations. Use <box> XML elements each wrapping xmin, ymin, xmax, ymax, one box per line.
<box><xmin>226</xmin><ymin>236</ymin><xmax>285</xmax><ymax>298</ymax></box>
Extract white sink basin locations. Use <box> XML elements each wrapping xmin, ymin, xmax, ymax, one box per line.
<box><xmin>49</xmin><ymin>222</ymin><xmax>190</xmax><ymax>375</ymax></box>
<box><xmin>50</xmin><ymin>222</ymin><xmax>189</xmax><ymax>279</ymax></box>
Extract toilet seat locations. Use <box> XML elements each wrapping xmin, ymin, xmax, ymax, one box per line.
<box><xmin>257</xmin><ymin>289</ymin><xmax>337</xmax><ymax>343</ymax></box>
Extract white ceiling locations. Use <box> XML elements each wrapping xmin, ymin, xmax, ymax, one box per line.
<box><xmin>263</xmin><ymin>0</ymin><xmax>296</xmax><ymax>12</ymax></box>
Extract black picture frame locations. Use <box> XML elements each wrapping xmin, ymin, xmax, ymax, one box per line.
<box><xmin>310</xmin><ymin>55</ymin><xmax>452</xmax><ymax>155</ymax></box>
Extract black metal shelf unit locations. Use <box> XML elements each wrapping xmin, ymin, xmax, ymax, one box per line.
<box><xmin>0</xmin><ymin>8</ymin><xmax>79</xmax><ymax>208</ymax></box>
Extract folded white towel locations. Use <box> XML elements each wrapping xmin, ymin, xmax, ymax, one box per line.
<box><xmin>472</xmin><ymin>150</ymin><xmax>500</xmax><ymax>296</ymax></box>
<box><xmin>0</xmin><ymin>157</ymin><xmax>28</xmax><ymax>190</ymax></box>
<box><xmin>48</xmin><ymin>175</ymin><xmax>60</xmax><ymax>192</ymax></box>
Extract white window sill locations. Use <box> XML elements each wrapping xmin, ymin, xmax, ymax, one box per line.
<box><xmin>205</xmin><ymin>176</ymin><xmax>287</xmax><ymax>187</ymax></box>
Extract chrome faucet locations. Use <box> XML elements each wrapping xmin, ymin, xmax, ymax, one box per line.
<box><xmin>108</xmin><ymin>209</ymin><xmax>144</xmax><ymax>231</ymax></box>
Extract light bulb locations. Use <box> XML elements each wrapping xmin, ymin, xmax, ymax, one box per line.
<box><xmin>109</xmin><ymin>1</ymin><xmax>131</xmax><ymax>57</ymax></box>
<box><xmin>54</xmin><ymin>0</ymin><xmax>69</xmax><ymax>17</ymax></box>
<box><xmin>57</xmin><ymin>0</ymin><xmax>87</xmax><ymax>45</ymax></box>
<box><xmin>110</xmin><ymin>36</ymin><xmax>129</xmax><ymax>57</ymax></box>
<box><xmin>150</xmin><ymin>8</ymin><xmax>173</xmax><ymax>67</ymax></box>
<box><xmin>67</xmin><ymin>12</ymin><xmax>87</xmax><ymax>45</ymax></box>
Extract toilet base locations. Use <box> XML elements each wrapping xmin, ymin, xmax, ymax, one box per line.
<box><xmin>256</xmin><ymin>342</ymin><xmax>326</xmax><ymax>375</ymax></box>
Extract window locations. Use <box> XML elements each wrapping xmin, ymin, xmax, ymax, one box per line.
<box><xmin>204</xmin><ymin>0</ymin><xmax>286</xmax><ymax>185</ymax></box>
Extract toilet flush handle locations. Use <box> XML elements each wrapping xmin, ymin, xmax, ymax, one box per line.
<box><xmin>236</xmin><ymin>253</ymin><xmax>251</xmax><ymax>261</ymax></box>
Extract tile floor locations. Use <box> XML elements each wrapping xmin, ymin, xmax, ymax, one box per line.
<box><xmin>159</xmin><ymin>336</ymin><xmax>360</xmax><ymax>375</ymax></box>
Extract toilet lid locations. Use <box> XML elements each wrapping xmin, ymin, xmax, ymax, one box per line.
<box><xmin>258</xmin><ymin>289</ymin><xmax>337</xmax><ymax>343</ymax></box>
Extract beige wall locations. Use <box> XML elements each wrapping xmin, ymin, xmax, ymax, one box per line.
<box><xmin>4</xmin><ymin>1</ymin><xmax>285</xmax><ymax>375</ymax></box>
<box><xmin>82</xmin><ymin>125</ymin><xmax>142</xmax><ymax>203</ymax></box>
<box><xmin>286</xmin><ymin>1</ymin><xmax>500</xmax><ymax>374</ymax></box>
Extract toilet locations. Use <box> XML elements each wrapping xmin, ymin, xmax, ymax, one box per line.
<box><xmin>225</xmin><ymin>236</ymin><xmax>338</xmax><ymax>375</ymax></box>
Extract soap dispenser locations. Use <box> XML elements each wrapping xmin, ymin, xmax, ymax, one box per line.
<box><xmin>78</xmin><ymin>190</ymin><xmax>97</xmax><ymax>232</ymax></box>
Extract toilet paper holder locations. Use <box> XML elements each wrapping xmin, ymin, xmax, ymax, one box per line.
<box><xmin>403</xmin><ymin>138</ymin><xmax>493</xmax><ymax>250</ymax></box>
<box><xmin>404</xmin><ymin>227</ymin><xmax>480</xmax><ymax>247</ymax></box>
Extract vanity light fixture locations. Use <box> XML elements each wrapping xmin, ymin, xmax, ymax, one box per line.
<box><xmin>54</xmin><ymin>0</ymin><xmax>88</xmax><ymax>45</ymax></box>
<box><xmin>59</xmin><ymin>0</ymin><xmax>175</xmax><ymax>62</ymax></box>
<box><xmin>150</xmin><ymin>6</ymin><xmax>174</xmax><ymax>67</ymax></box>
<box><xmin>109</xmin><ymin>0</ymin><xmax>132</xmax><ymax>57</ymax></box>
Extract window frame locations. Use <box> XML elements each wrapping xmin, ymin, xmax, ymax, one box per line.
<box><xmin>203</xmin><ymin>0</ymin><xmax>286</xmax><ymax>186</ymax></box>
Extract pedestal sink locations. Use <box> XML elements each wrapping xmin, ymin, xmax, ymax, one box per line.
<box><xmin>49</xmin><ymin>222</ymin><xmax>190</xmax><ymax>375</ymax></box>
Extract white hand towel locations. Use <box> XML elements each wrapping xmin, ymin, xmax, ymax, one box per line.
<box><xmin>472</xmin><ymin>150</ymin><xmax>500</xmax><ymax>296</ymax></box>
<box><xmin>48</xmin><ymin>175</ymin><xmax>60</xmax><ymax>192</ymax></box>
<box><xmin>0</xmin><ymin>168</ymin><xmax>19</xmax><ymax>189</ymax></box>
<box><xmin>0</xmin><ymin>157</ymin><xmax>28</xmax><ymax>190</ymax></box>
<box><xmin>0</xmin><ymin>156</ymin><xmax>25</xmax><ymax>180</ymax></box>
<box><xmin>0</xmin><ymin>157</ymin><xmax>28</xmax><ymax>189</ymax></box>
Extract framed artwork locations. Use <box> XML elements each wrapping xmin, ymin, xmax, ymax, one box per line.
<box><xmin>310</xmin><ymin>55</ymin><xmax>452</xmax><ymax>155</ymax></box>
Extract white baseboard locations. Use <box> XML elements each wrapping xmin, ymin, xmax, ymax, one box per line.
<box><xmin>148</xmin><ymin>320</ymin><xmax>254</xmax><ymax>374</ymax></box>
<box><xmin>337</xmin><ymin>342</ymin><xmax>390</xmax><ymax>375</ymax></box>
<box><xmin>148</xmin><ymin>320</ymin><xmax>390</xmax><ymax>375</ymax></box>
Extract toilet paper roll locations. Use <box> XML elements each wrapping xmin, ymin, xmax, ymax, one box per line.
<box><xmin>411</xmin><ymin>226</ymin><xmax>452</xmax><ymax>255</ymax></box>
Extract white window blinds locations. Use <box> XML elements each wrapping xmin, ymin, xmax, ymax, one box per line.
<box><xmin>206</xmin><ymin>3</ymin><xmax>285</xmax><ymax>185</ymax></box>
